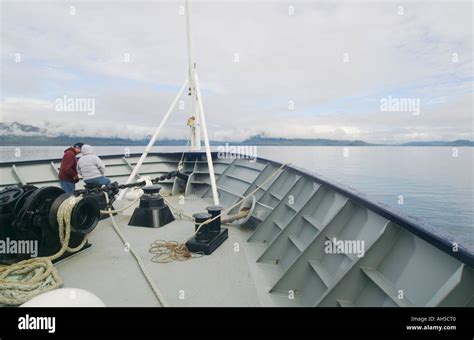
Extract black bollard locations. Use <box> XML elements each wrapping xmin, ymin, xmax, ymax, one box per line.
<box><xmin>186</xmin><ymin>208</ymin><xmax>228</xmax><ymax>256</ymax></box>
<box><xmin>193</xmin><ymin>212</ymin><xmax>212</xmax><ymax>242</ymax></box>
<box><xmin>205</xmin><ymin>205</ymin><xmax>224</xmax><ymax>234</ymax></box>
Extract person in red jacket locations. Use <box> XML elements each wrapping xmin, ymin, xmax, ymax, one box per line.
<box><xmin>58</xmin><ymin>142</ymin><xmax>84</xmax><ymax>193</ymax></box>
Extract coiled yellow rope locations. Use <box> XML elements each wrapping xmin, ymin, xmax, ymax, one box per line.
<box><xmin>149</xmin><ymin>240</ymin><xmax>203</xmax><ymax>263</ymax></box>
<box><xmin>0</xmin><ymin>196</ymin><xmax>85</xmax><ymax>305</ymax></box>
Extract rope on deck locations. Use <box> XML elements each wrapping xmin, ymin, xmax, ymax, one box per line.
<box><xmin>148</xmin><ymin>163</ymin><xmax>289</xmax><ymax>263</ymax></box>
<box><xmin>103</xmin><ymin>192</ymin><xmax>169</xmax><ymax>307</ymax></box>
<box><xmin>0</xmin><ymin>196</ymin><xmax>86</xmax><ymax>305</ymax></box>
<box><xmin>0</xmin><ymin>162</ymin><xmax>288</xmax><ymax>305</ymax></box>
<box><xmin>149</xmin><ymin>240</ymin><xmax>203</xmax><ymax>263</ymax></box>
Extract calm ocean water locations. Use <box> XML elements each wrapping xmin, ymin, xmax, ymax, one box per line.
<box><xmin>1</xmin><ymin>146</ymin><xmax>472</xmax><ymax>249</ymax></box>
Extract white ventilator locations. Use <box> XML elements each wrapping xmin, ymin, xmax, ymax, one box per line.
<box><xmin>117</xmin><ymin>0</ymin><xmax>219</xmax><ymax>205</ymax></box>
<box><xmin>20</xmin><ymin>288</ymin><xmax>106</xmax><ymax>307</ymax></box>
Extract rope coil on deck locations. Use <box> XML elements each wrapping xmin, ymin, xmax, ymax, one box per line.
<box><xmin>0</xmin><ymin>162</ymin><xmax>287</xmax><ymax>305</ymax></box>
<box><xmin>149</xmin><ymin>240</ymin><xmax>203</xmax><ymax>263</ymax></box>
<box><xmin>148</xmin><ymin>163</ymin><xmax>289</xmax><ymax>263</ymax></box>
<box><xmin>0</xmin><ymin>195</ymin><xmax>85</xmax><ymax>305</ymax></box>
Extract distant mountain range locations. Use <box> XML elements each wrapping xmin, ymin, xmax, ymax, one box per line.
<box><xmin>0</xmin><ymin>122</ymin><xmax>188</xmax><ymax>146</ymax></box>
<box><xmin>397</xmin><ymin>140</ymin><xmax>474</xmax><ymax>147</ymax></box>
<box><xmin>1</xmin><ymin>122</ymin><xmax>473</xmax><ymax>147</ymax></box>
<box><xmin>241</xmin><ymin>135</ymin><xmax>379</xmax><ymax>146</ymax></box>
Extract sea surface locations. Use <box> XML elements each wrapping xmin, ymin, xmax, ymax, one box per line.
<box><xmin>1</xmin><ymin>145</ymin><xmax>472</xmax><ymax>250</ymax></box>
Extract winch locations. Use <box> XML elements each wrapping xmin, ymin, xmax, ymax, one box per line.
<box><xmin>0</xmin><ymin>171</ymin><xmax>188</xmax><ymax>264</ymax></box>
<box><xmin>0</xmin><ymin>184</ymin><xmax>99</xmax><ymax>264</ymax></box>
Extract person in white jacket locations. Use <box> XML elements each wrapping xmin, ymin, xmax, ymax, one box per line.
<box><xmin>77</xmin><ymin>144</ymin><xmax>111</xmax><ymax>186</ymax></box>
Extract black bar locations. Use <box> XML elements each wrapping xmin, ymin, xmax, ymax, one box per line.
<box><xmin>0</xmin><ymin>307</ymin><xmax>472</xmax><ymax>339</ymax></box>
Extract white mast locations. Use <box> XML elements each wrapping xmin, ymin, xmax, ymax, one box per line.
<box><xmin>185</xmin><ymin>0</ymin><xmax>201</xmax><ymax>151</ymax></box>
<box><xmin>185</xmin><ymin>0</ymin><xmax>219</xmax><ymax>205</ymax></box>
<box><xmin>118</xmin><ymin>0</ymin><xmax>219</xmax><ymax>205</ymax></box>
<box><xmin>194</xmin><ymin>72</ymin><xmax>219</xmax><ymax>205</ymax></box>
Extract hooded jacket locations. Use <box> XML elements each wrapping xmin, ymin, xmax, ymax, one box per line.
<box><xmin>59</xmin><ymin>147</ymin><xmax>79</xmax><ymax>182</ymax></box>
<box><xmin>77</xmin><ymin>145</ymin><xmax>106</xmax><ymax>181</ymax></box>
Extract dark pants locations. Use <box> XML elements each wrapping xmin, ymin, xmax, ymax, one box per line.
<box><xmin>60</xmin><ymin>180</ymin><xmax>75</xmax><ymax>193</ymax></box>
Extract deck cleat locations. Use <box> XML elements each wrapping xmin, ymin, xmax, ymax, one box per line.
<box><xmin>186</xmin><ymin>208</ymin><xmax>228</xmax><ymax>256</ymax></box>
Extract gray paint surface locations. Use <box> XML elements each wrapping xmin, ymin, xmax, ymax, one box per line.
<box><xmin>1</xmin><ymin>153</ymin><xmax>472</xmax><ymax>306</ymax></box>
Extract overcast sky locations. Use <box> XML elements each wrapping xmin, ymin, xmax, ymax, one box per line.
<box><xmin>0</xmin><ymin>0</ymin><xmax>472</xmax><ymax>142</ymax></box>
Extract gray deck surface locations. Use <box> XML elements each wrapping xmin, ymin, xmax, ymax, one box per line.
<box><xmin>56</xmin><ymin>195</ymin><xmax>270</xmax><ymax>307</ymax></box>
<box><xmin>2</xmin><ymin>153</ymin><xmax>472</xmax><ymax>307</ymax></box>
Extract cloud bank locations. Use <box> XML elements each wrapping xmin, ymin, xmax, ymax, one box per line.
<box><xmin>1</xmin><ymin>0</ymin><xmax>472</xmax><ymax>142</ymax></box>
